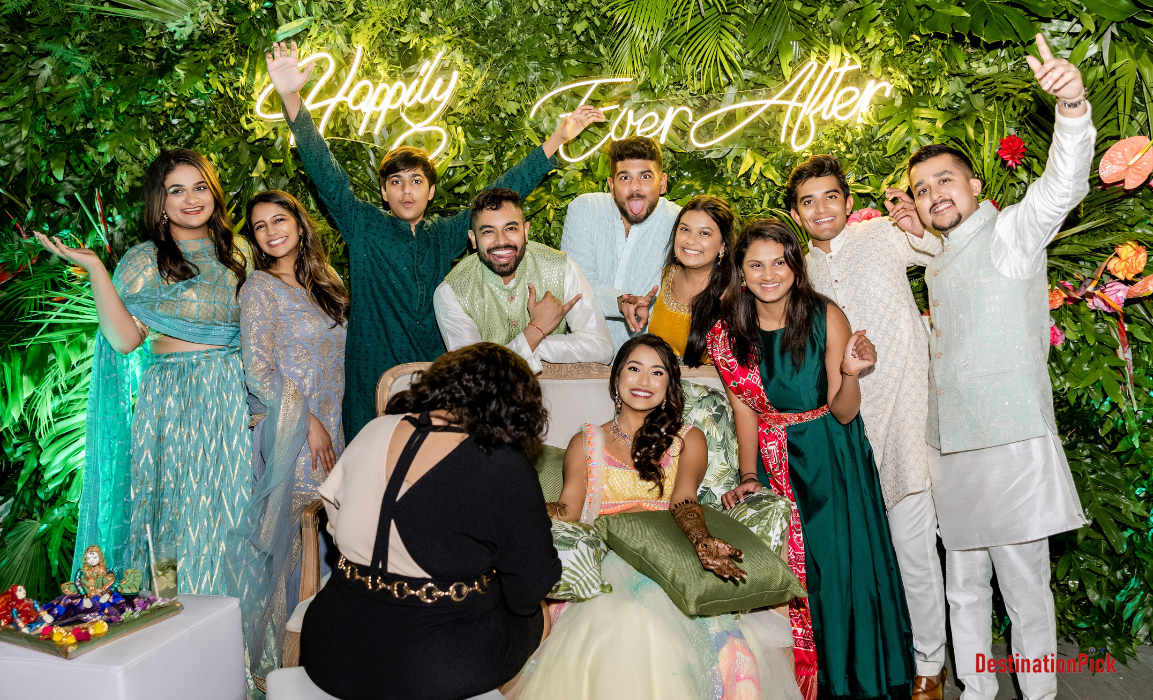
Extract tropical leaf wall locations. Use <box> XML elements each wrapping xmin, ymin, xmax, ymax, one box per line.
<box><xmin>2</xmin><ymin>0</ymin><xmax>1152</xmax><ymax>661</ymax></box>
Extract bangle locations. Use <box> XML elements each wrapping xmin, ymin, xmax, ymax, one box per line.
<box><xmin>739</xmin><ymin>473</ymin><xmax>760</xmax><ymax>485</ymax></box>
<box><xmin>528</xmin><ymin>322</ymin><xmax>547</xmax><ymax>339</ymax></box>
<box><xmin>840</xmin><ymin>364</ymin><xmax>860</xmax><ymax>377</ymax></box>
<box><xmin>1057</xmin><ymin>86</ymin><xmax>1088</xmax><ymax>109</ymax></box>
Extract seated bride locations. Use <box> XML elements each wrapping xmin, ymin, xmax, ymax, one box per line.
<box><xmin>505</xmin><ymin>334</ymin><xmax>802</xmax><ymax>700</ymax></box>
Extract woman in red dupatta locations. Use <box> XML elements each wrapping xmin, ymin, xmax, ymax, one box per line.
<box><xmin>707</xmin><ymin>219</ymin><xmax>914</xmax><ymax>700</ymax></box>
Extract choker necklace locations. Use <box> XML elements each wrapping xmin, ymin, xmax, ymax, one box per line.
<box><xmin>608</xmin><ymin>419</ymin><xmax>633</xmax><ymax>449</ymax></box>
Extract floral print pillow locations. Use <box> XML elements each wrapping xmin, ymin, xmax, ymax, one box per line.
<box><xmin>682</xmin><ymin>381</ymin><xmax>739</xmax><ymax>507</ymax></box>
<box><xmin>548</xmin><ymin>519</ymin><xmax>612</xmax><ymax>602</ymax></box>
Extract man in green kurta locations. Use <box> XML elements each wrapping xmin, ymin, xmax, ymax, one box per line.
<box><xmin>266</xmin><ymin>41</ymin><xmax>604</xmax><ymax>440</ymax></box>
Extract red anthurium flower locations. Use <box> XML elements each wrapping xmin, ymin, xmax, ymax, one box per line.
<box><xmin>998</xmin><ymin>135</ymin><xmax>1026</xmax><ymax>168</ymax></box>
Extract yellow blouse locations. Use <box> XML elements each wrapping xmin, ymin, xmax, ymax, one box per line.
<box><xmin>591</xmin><ymin>423</ymin><xmax>692</xmax><ymax>515</ymax></box>
<box><xmin>648</xmin><ymin>266</ymin><xmax>692</xmax><ymax>358</ymax></box>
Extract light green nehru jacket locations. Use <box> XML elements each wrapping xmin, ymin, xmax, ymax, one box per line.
<box><xmin>445</xmin><ymin>241</ymin><xmax>569</xmax><ymax>345</ymax></box>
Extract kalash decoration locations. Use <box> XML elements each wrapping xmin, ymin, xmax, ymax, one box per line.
<box><xmin>0</xmin><ymin>544</ymin><xmax>181</xmax><ymax>659</ymax></box>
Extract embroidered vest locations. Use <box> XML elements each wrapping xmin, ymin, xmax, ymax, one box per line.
<box><xmin>445</xmin><ymin>241</ymin><xmax>569</xmax><ymax>345</ymax></box>
<box><xmin>925</xmin><ymin>201</ymin><xmax>1055</xmax><ymax>453</ymax></box>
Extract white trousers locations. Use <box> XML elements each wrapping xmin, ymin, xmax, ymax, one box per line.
<box><xmin>886</xmin><ymin>487</ymin><xmax>948</xmax><ymax>677</ymax></box>
<box><xmin>947</xmin><ymin>539</ymin><xmax>1057</xmax><ymax>700</ymax></box>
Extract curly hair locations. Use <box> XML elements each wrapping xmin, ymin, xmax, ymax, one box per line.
<box><xmin>609</xmin><ymin>334</ymin><xmax>685</xmax><ymax>496</ymax></box>
<box><xmin>385</xmin><ymin>343</ymin><xmax>547</xmax><ymax>459</ymax></box>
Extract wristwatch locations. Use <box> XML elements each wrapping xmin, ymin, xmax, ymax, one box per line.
<box><xmin>1057</xmin><ymin>86</ymin><xmax>1088</xmax><ymax>110</ymax></box>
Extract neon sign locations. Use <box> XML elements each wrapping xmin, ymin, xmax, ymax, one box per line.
<box><xmin>530</xmin><ymin>59</ymin><xmax>892</xmax><ymax>161</ymax></box>
<box><xmin>256</xmin><ymin>47</ymin><xmax>459</xmax><ymax>158</ymax></box>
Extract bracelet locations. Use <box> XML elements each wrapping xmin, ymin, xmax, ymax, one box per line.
<box><xmin>1057</xmin><ymin>86</ymin><xmax>1088</xmax><ymax>109</ymax></box>
<box><xmin>739</xmin><ymin>473</ymin><xmax>760</xmax><ymax>485</ymax></box>
<box><xmin>840</xmin><ymin>364</ymin><xmax>860</xmax><ymax>377</ymax></box>
<box><xmin>528</xmin><ymin>323</ymin><xmax>547</xmax><ymax>339</ymax></box>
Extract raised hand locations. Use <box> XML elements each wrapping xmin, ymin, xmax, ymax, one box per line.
<box><xmin>543</xmin><ymin>105</ymin><xmax>607</xmax><ymax>158</ymax></box>
<box><xmin>884</xmin><ymin>187</ymin><xmax>925</xmax><ymax>237</ymax></box>
<box><xmin>266</xmin><ymin>41</ymin><xmax>315</xmax><ymax>96</ymax></box>
<box><xmin>34</xmin><ymin>232</ymin><xmax>105</xmax><ymax>273</ymax></box>
<box><xmin>527</xmin><ymin>283</ymin><xmax>580</xmax><ymax>337</ymax></box>
<box><xmin>618</xmin><ymin>285</ymin><xmax>658</xmax><ymax>332</ymax></box>
<box><xmin>842</xmin><ymin>329</ymin><xmax>877</xmax><ymax>376</ymax></box>
<box><xmin>1025</xmin><ymin>33</ymin><xmax>1085</xmax><ymax>107</ymax></box>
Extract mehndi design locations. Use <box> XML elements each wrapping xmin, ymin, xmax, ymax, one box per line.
<box><xmin>671</xmin><ymin>499</ymin><xmax>747</xmax><ymax>581</ymax></box>
<box><xmin>545</xmin><ymin>501</ymin><xmax>569</xmax><ymax>519</ymax></box>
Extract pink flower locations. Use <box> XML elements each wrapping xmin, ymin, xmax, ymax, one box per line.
<box><xmin>998</xmin><ymin>135</ymin><xmax>1026</xmax><ymax>168</ymax></box>
<box><xmin>846</xmin><ymin>207</ymin><xmax>883</xmax><ymax>226</ymax></box>
<box><xmin>1050</xmin><ymin>324</ymin><xmax>1065</xmax><ymax>346</ymax></box>
<box><xmin>1088</xmin><ymin>280</ymin><xmax>1130</xmax><ymax>313</ymax></box>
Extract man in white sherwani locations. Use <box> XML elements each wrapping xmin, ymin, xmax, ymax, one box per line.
<box><xmin>790</xmin><ymin>155</ymin><xmax>948</xmax><ymax>700</ymax></box>
<box><xmin>886</xmin><ymin>34</ymin><xmax>1091</xmax><ymax>700</ymax></box>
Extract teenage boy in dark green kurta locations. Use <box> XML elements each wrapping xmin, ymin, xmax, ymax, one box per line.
<box><xmin>266</xmin><ymin>41</ymin><xmax>604</xmax><ymax>441</ymax></box>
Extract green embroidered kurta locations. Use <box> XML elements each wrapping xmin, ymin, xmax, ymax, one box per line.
<box><xmin>289</xmin><ymin>106</ymin><xmax>559</xmax><ymax>441</ymax></box>
<box><xmin>444</xmin><ymin>241</ymin><xmax>569</xmax><ymax>345</ymax></box>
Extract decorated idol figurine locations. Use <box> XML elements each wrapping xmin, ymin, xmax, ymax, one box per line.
<box><xmin>0</xmin><ymin>584</ymin><xmax>40</xmax><ymax>630</ymax></box>
<box><xmin>61</xmin><ymin>544</ymin><xmax>142</xmax><ymax>599</ymax></box>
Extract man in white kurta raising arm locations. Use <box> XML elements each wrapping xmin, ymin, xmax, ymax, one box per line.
<box><xmin>434</xmin><ymin>188</ymin><xmax>614</xmax><ymax>373</ymax></box>
<box><xmin>888</xmin><ymin>34</ymin><xmax>1092</xmax><ymax>700</ymax></box>
<box><xmin>788</xmin><ymin>154</ymin><xmax>948</xmax><ymax>700</ymax></box>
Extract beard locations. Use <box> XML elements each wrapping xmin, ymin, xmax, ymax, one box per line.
<box><xmin>478</xmin><ymin>244</ymin><xmax>526</xmax><ymax>278</ymax></box>
<box><xmin>614</xmin><ymin>193</ymin><xmax>659</xmax><ymax>226</ymax></box>
<box><xmin>931</xmin><ymin>199</ymin><xmax>963</xmax><ymax>234</ymax></box>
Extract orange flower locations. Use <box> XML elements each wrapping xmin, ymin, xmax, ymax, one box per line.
<box><xmin>1106</xmin><ymin>241</ymin><xmax>1147</xmax><ymax>280</ymax></box>
<box><xmin>1048</xmin><ymin>288</ymin><xmax>1066</xmax><ymax>310</ymax></box>
<box><xmin>69</xmin><ymin>264</ymin><xmax>88</xmax><ymax>280</ymax></box>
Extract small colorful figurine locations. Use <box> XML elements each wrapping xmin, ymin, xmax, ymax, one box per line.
<box><xmin>61</xmin><ymin>545</ymin><xmax>140</xmax><ymax>597</ymax></box>
<box><xmin>0</xmin><ymin>584</ymin><xmax>40</xmax><ymax>629</ymax></box>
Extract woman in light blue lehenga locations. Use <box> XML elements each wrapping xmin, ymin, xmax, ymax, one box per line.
<box><xmin>229</xmin><ymin>190</ymin><xmax>349</xmax><ymax>679</ymax></box>
<box><xmin>35</xmin><ymin>149</ymin><xmax>252</xmax><ymax>596</ymax></box>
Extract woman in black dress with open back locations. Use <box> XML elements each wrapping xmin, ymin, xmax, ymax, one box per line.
<box><xmin>300</xmin><ymin>342</ymin><xmax>561</xmax><ymax>699</ymax></box>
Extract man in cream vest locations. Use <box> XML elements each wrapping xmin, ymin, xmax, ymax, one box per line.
<box><xmin>434</xmin><ymin>188</ymin><xmax>614</xmax><ymax>372</ymax></box>
<box><xmin>886</xmin><ymin>34</ymin><xmax>1091</xmax><ymax>700</ymax></box>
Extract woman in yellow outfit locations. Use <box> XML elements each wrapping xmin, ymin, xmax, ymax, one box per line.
<box><xmin>647</xmin><ymin>196</ymin><xmax>736</xmax><ymax>365</ymax></box>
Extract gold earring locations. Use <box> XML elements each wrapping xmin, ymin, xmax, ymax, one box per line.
<box><xmin>161</xmin><ymin>212</ymin><xmax>169</xmax><ymax>225</ymax></box>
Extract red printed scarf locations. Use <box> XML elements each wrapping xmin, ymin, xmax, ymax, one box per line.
<box><xmin>707</xmin><ymin>321</ymin><xmax>819</xmax><ymax>700</ymax></box>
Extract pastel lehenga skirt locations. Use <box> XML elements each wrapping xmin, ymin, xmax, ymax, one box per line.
<box><xmin>126</xmin><ymin>346</ymin><xmax>252</xmax><ymax>596</ymax></box>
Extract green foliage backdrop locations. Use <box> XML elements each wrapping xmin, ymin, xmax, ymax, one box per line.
<box><xmin>2</xmin><ymin>0</ymin><xmax>1152</xmax><ymax>661</ymax></box>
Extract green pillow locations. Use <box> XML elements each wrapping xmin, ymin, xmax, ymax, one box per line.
<box><xmin>534</xmin><ymin>444</ymin><xmax>566</xmax><ymax>502</ymax></box>
<box><xmin>594</xmin><ymin>507</ymin><xmax>806</xmax><ymax>617</ymax></box>
<box><xmin>547</xmin><ymin>519</ymin><xmax>612</xmax><ymax>601</ymax></box>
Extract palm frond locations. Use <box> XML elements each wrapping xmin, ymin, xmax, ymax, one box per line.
<box><xmin>72</xmin><ymin>0</ymin><xmax>200</xmax><ymax>23</ymax></box>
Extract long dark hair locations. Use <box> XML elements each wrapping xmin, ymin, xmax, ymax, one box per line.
<box><xmin>385</xmin><ymin>343</ymin><xmax>547</xmax><ymax>459</ymax></box>
<box><xmin>662</xmin><ymin>195</ymin><xmax>736</xmax><ymax>366</ymax></box>
<box><xmin>243</xmin><ymin>190</ymin><xmax>351</xmax><ymax>327</ymax></box>
<box><xmin>142</xmin><ymin>149</ymin><xmax>247</xmax><ymax>293</ymax></box>
<box><xmin>609</xmin><ymin>334</ymin><xmax>685</xmax><ymax>496</ymax></box>
<box><xmin>721</xmin><ymin>218</ymin><xmax>828</xmax><ymax>369</ymax></box>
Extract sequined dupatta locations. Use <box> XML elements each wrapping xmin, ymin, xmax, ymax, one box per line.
<box><xmin>227</xmin><ymin>276</ymin><xmax>313</xmax><ymax>678</ymax></box>
<box><xmin>706</xmin><ymin>322</ymin><xmax>818</xmax><ymax>700</ymax></box>
<box><xmin>74</xmin><ymin>240</ymin><xmax>250</xmax><ymax>577</ymax></box>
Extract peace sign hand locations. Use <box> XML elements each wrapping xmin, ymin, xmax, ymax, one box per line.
<box><xmin>1024</xmin><ymin>33</ymin><xmax>1084</xmax><ymax>103</ymax></box>
<box><xmin>266</xmin><ymin>41</ymin><xmax>315</xmax><ymax>97</ymax></box>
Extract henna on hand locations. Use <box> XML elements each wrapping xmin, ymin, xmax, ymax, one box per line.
<box><xmin>545</xmin><ymin>502</ymin><xmax>568</xmax><ymax>519</ymax></box>
<box><xmin>671</xmin><ymin>499</ymin><xmax>747</xmax><ymax>581</ymax></box>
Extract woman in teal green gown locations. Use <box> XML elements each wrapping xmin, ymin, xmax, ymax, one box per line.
<box><xmin>36</xmin><ymin>149</ymin><xmax>252</xmax><ymax>597</ymax></box>
<box><xmin>706</xmin><ymin>218</ymin><xmax>914</xmax><ymax>700</ymax></box>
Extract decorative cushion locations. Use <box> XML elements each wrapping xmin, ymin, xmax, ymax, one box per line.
<box><xmin>681</xmin><ymin>381</ymin><xmax>738</xmax><ymax>507</ymax></box>
<box><xmin>593</xmin><ymin>507</ymin><xmax>805</xmax><ymax>616</ymax></box>
<box><xmin>533</xmin><ymin>444</ymin><xmax>566</xmax><ymax>502</ymax></box>
<box><xmin>725</xmin><ymin>491</ymin><xmax>793</xmax><ymax>556</ymax></box>
<box><xmin>546</xmin><ymin>519</ymin><xmax>612</xmax><ymax>601</ymax></box>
